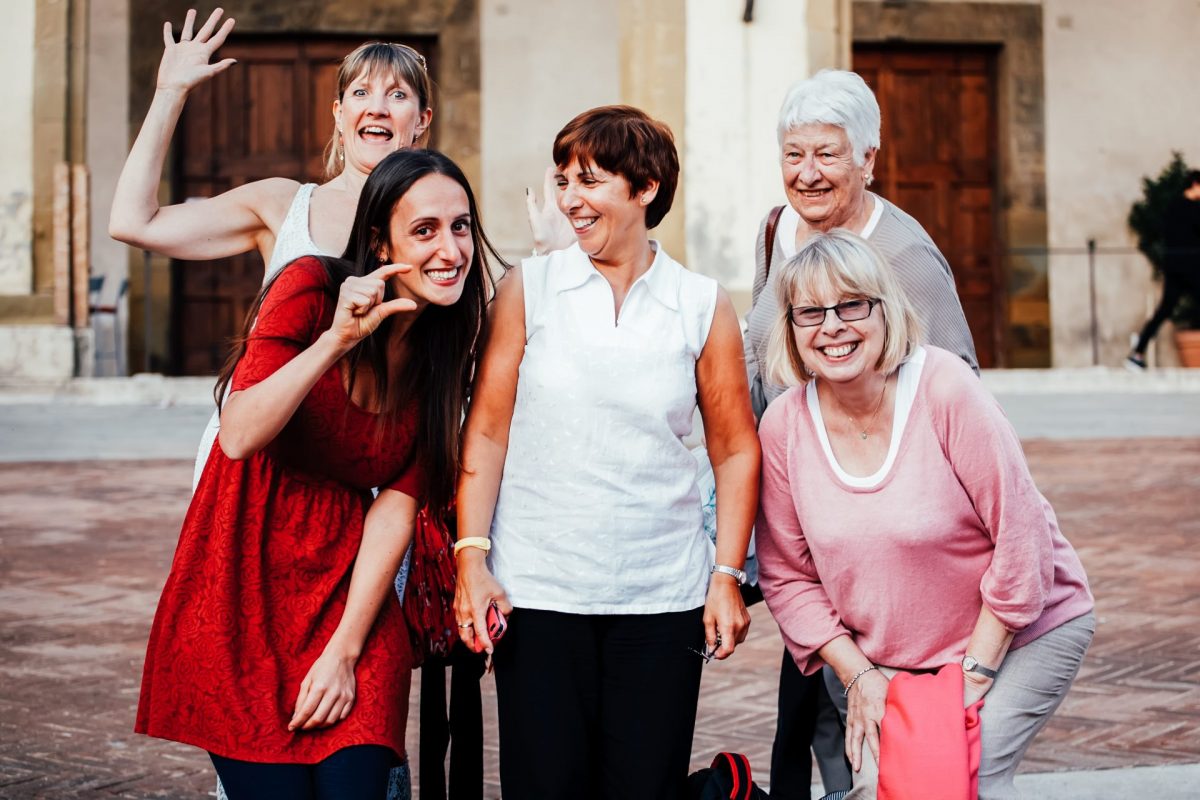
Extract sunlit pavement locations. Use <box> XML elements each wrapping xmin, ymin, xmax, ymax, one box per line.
<box><xmin>1</xmin><ymin>378</ymin><xmax>1198</xmax><ymax>798</ymax></box>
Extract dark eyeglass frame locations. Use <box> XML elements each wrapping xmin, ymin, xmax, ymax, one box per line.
<box><xmin>787</xmin><ymin>298</ymin><xmax>880</xmax><ymax>328</ymax></box>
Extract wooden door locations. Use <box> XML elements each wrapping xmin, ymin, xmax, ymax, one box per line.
<box><xmin>853</xmin><ymin>45</ymin><xmax>1003</xmax><ymax>367</ymax></box>
<box><xmin>170</xmin><ymin>36</ymin><xmax>435</xmax><ymax>375</ymax></box>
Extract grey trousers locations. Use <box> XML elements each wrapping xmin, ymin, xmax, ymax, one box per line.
<box><xmin>824</xmin><ymin>612</ymin><xmax>1095</xmax><ymax>800</ymax></box>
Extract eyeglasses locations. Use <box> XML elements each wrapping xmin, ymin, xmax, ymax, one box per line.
<box><xmin>787</xmin><ymin>298</ymin><xmax>879</xmax><ymax>328</ymax></box>
<box><xmin>688</xmin><ymin>634</ymin><xmax>722</xmax><ymax>664</ymax></box>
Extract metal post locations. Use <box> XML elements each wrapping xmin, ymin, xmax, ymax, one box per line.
<box><xmin>143</xmin><ymin>249</ymin><xmax>152</xmax><ymax>374</ymax></box>
<box><xmin>1087</xmin><ymin>238</ymin><xmax>1098</xmax><ymax>366</ymax></box>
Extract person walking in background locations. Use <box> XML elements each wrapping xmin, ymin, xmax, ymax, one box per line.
<box><xmin>741</xmin><ymin>69</ymin><xmax>979</xmax><ymax>799</ymax></box>
<box><xmin>1127</xmin><ymin>169</ymin><xmax>1200</xmax><ymax>370</ymax></box>
<box><xmin>453</xmin><ymin>105</ymin><xmax>760</xmax><ymax>800</ymax></box>
<box><xmin>756</xmin><ymin>229</ymin><xmax>1094</xmax><ymax>799</ymax></box>
<box><xmin>135</xmin><ymin>149</ymin><xmax>502</xmax><ymax>799</ymax></box>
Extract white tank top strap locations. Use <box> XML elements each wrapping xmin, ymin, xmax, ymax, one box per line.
<box><xmin>264</xmin><ymin>182</ymin><xmax>323</xmax><ymax>282</ymax></box>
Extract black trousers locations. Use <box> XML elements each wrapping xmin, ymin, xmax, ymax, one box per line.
<box><xmin>419</xmin><ymin>643</ymin><xmax>486</xmax><ymax>800</ymax></box>
<box><xmin>769</xmin><ymin>651</ymin><xmax>852</xmax><ymax>798</ymax></box>
<box><xmin>492</xmin><ymin>606</ymin><xmax>705</xmax><ymax>800</ymax></box>
<box><xmin>210</xmin><ymin>745</ymin><xmax>395</xmax><ymax>800</ymax></box>
<box><xmin>1135</xmin><ymin>269</ymin><xmax>1200</xmax><ymax>353</ymax></box>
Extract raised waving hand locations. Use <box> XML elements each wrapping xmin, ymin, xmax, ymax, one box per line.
<box><xmin>158</xmin><ymin>8</ymin><xmax>237</xmax><ymax>93</ymax></box>
<box><xmin>525</xmin><ymin>166</ymin><xmax>576</xmax><ymax>255</ymax></box>
<box><xmin>110</xmin><ymin>8</ymin><xmax>290</xmax><ymax>260</ymax></box>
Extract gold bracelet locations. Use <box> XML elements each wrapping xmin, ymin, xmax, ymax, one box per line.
<box><xmin>453</xmin><ymin>536</ymin><xmax>492</xmax><ymax>556</ymax></box>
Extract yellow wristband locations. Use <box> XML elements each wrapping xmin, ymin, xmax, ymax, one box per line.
<box><xmin>453</xmin><ymin>536</ymin><xmax>492</xmax><ymax>556</ymax></box>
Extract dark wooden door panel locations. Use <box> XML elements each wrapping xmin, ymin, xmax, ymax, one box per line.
<box><xmin>854</xmin><ymin>45</ymin><xmax>1003</xmax><ymax>366</ymax></box>
<box><xmin>170</xmin><ymin>35</ymin><xmax>435</xmax><ymax>375</ymax></box>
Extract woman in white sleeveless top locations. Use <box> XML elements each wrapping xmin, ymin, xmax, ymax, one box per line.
<box><xmin>453</xmin><ymin>106</ymin><xmax>761</xmax><ymax>800</ymax></box>
<box><xmin>108</xmin><ymin>9</ymin><xmax>433</xmax><ymax>486</ymax></box>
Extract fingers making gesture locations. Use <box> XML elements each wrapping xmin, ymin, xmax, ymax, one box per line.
<box><xmin>328</xmin><ymin>264</ymin><xmax>418</xmax><ymax>350</ymax></box>
<box><xmin>157</xmin><ymin>8</ymin><xmax>238</xmax><ymax>94</ymax></box>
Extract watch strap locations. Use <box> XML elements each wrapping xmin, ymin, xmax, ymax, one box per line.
<box><xmin>711</xmin><ymin>564</ymin><xmax>748</xmax><ymax>586</ymax></box>
<box><xmin>962</xmin><ymin>655</ymin><xmax>998</xmax><ymax>679</ymax></box>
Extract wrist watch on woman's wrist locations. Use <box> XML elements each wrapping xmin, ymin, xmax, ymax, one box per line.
<box><xmin>962</xmin><ymin>655</ymin><xmax>998</xmax><ymax>679</ymax></box>
<box><xmin>711</xmin><ymin>564</ymin><xmax>747</xmax><ymax>585</ymax></box>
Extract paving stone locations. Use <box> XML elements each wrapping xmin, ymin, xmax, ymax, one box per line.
<box><xmin>0</xmin><ymin>436</ymin><xmax>1197</xmax><ymax>796</ymax></box>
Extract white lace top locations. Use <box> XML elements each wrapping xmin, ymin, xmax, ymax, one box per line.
<box><xmin>193</xmin><ymin>182</ymin><xmax>334</xmax><ymax>490</ymax></box>
<box><xmin>264</xmin><ymin>183</ymin><xmax>326</xmax><ymax>280</ymax></box>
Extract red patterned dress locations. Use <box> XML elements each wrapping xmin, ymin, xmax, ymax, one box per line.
<box><xmin>136</xmin><ymin>257</ymin><xmax>420</xmax><ymax>763</ymax></box>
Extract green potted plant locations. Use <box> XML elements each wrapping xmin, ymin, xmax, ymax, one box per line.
<box><xmin>1128</xmin><ymin>152</ymin><xmax>1200</xmax><ymax>366</ymax></box>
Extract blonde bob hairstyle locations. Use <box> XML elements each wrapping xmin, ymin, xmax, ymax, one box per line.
<box><xmin>765</xmin><ymin>229</ymin><xmax>922</xmax><ymax>387</ymax></box>
<box><xmin>322</xmin><ymin>42</ymin><xmax>434</xmax><ymax>179</ymax></box>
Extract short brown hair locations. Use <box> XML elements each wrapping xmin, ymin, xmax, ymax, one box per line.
<box><xmin>552</xmin><ymin>105</ymin><xmax>679</xmax><ymax>229</ymax></box>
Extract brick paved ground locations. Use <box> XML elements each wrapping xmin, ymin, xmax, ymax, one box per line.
<box><xmin>1</xmin><ymin>438</ymin><xmax>1198</xmax><ymax>798</ymax></box>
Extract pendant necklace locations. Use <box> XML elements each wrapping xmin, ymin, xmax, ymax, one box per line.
<box><xmin>843</xmin><ymin>377</ymin><xmax>890</xmax><ymax>440</ymax></box>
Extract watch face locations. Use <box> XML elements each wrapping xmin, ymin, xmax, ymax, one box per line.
<box><xmin>963</xmin><ymin>656</ymin><xmax>978</xmax><ymax>671</ymax></box>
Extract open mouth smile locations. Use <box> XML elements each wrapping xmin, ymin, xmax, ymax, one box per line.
<box><xmin>425</xmin><ymin>266</ymin><xmax>462</xmax><ymax>284</ymax></box>
<box><xmin>819</xmin><ymin>342</ymin><xmax>859</xmax><ymax>359</ymax></box>
<box><xmin>358</xmin><ymin>125</ymin><xmax>394</xmax><ymax>143</ymax></box>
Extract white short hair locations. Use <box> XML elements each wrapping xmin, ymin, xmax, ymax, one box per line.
<box><xmin>777</xmin><ymin>70</ymin><xmax>881</xmax><ymax>166</ymax></box>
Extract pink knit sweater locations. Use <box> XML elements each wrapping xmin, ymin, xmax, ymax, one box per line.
<box><xmin>756</xmin><ymin>347</ymin><xmax>1093</xmax><ymax>675</ymax></box>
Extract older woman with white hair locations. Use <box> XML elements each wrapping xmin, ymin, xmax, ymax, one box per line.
<box><xmin>755</xmin><ymin>229</ymin><xmax>1093</xmax><ymax>799</ymax></box>
<box><xmin>743</xmin><ymin>69</ymin><xmax>981</xmax><ymax>799</ymax></box>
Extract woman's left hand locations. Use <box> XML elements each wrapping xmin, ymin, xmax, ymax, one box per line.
<box><xmin>288</xmin><ymin>647</ymin><xmax>357</xmax><ymax>731</ymax></box>
<box><xmin>703</xmin><ymin>575</ymin><xmax>751</xmax><ymax>659</ymax></box>
<box><xmin>962</xmin><ymin>671</ymin><xmax>993</xmax><ymax>708</ymax></box>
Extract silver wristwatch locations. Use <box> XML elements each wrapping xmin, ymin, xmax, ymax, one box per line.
<box><xmin>962</xmin><ymin>655</ymin><xmax>998</xmax><ymax>679</ymax></box>
<box><xmin>711</xmin><ymin>564</ymin><xmax>748</xmax><ymax>586</ymax></box>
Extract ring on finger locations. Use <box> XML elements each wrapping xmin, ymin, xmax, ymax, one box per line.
<box><xmin>457</xmin><ymin>621</ymin><xmax>474</xmax><ymax>629</ymax></box>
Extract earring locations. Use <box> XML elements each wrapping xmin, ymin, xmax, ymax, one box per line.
<box><xmin>864</xmin><ymin>173</ymin><xmax>874</xmax><ymax>186</ymax></box>
<box><xmin>640</xmin><ymin>195</ymin><xmax>649</xmax><ymax>204</ymax></box>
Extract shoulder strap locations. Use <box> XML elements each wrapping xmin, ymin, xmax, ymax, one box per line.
<box><xmin>764</xmin><ymin>205</ymin><xmax>785</xmax><ymax>280</ymax></box>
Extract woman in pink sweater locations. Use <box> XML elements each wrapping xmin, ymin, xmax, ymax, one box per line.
<box><xmin>755</xmin><ymin>230</ymin><xmax>1094</xmax><ymax>799</ymax></box>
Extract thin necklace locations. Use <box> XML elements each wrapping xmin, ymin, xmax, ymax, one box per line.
<box><xmin>839</xmin><ymin>377</ymin><xmax>889</xmax><ymax>440</ymax></box>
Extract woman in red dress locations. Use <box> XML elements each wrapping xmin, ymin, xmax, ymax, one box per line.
<box><xmin>136</xmin><ymin>149</ymin><xmax>502</xmax><ymax>798</ymax></box>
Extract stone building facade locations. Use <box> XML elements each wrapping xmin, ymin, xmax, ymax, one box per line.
<box><xmin>1</xmin><ymin>0</ymin><xmax>1196</xmax><ymax>377</ymax></box>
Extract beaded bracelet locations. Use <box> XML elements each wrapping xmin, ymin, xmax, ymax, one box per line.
<box><xmin>843</xmin><ymin>665</ymin><xmax>878</xmax><ymax>697</ymax></box>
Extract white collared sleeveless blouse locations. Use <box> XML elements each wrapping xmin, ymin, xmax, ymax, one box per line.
<box><xmin>488</xmin><ymin>243</ymin><xmax>719</xmax><ymax>614</ymax></box>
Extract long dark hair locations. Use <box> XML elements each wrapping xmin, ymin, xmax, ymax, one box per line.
<box><xmin>216</xmin><ymin>149</ymin><xmax>506</xmax><ymax>517</ymax></box>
